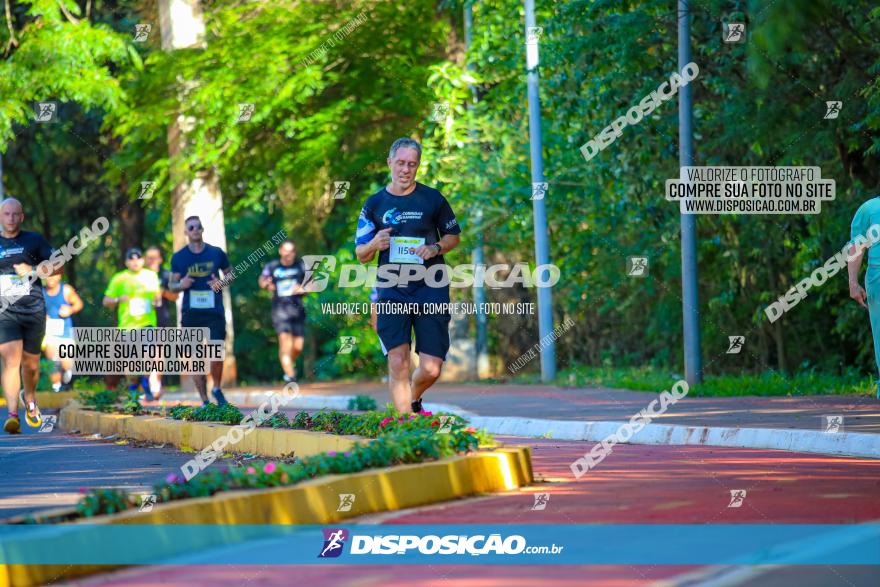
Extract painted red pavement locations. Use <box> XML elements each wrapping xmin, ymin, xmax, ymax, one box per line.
<box><xmin>67</xmin><ymin>437</ymin><xmax>880</xmax><ymax>586</ymax></box>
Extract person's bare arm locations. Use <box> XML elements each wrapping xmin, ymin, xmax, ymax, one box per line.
<box><xmin>63</xmin><ymin>285</ymin><xmax>84</xmax><ymax>315</ymax></box>
<box><xmin>168</xmin><ymin>272</ymin><xmax>193</xmax><ymax>293</ymax></box>
<box><xmin>103</xmin><ymin>295</ymin><xmax>127</xmax><ymax>308</ymax></box>
<box><xmin>415</xmin><ymin>234</ymin><xmax>461</xmax><ymax>260</ymax></box>
<box><xmin>356</xmin><ymin>228</ymin><xmax>392</xmax><ymax>263</ymax></box>
<box><xmin>848</xmin><ymin>243</ymin><xmax>868</xmax><ymax>309</ymax></box>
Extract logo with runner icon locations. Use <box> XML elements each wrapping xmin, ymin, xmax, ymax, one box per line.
<box><xmin>318</xmin><ymin>528</ymin><xmax>349</xmax><ymax>558</ymax></box>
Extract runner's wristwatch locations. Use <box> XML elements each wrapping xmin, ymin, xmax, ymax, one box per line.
<box><xmin>432</xmin><ymin>243</ymin><xmax>442</xmax><ymax>254</ymax></box>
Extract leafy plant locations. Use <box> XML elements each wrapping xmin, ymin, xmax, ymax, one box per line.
<box><xmin>77</xmin><ymin>388</ymin><xmax>122</xmax><ymax>413</ymax></box>
<box><xmin>347</xmin><ymin>395</ymin><xmax>378</xmax><ymax>411</ymax></box>
<box><xmin>261</xmin><ymin>413</ymin><xmax>291</xmax><ymax>428</ymax></box>
<box><xmin>75</xmin><ymin>488</ymin><xmax>132</xmax><ymax>518</ymax></box>
<box><xmin>121</xmin><ymin>391</ymin><xmax>143</xmax><ymax>415</ymax></box>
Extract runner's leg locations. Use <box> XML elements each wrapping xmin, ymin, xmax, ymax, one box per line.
<box><xmin>290</xmin><ymin>335</ymin><xmax>304</xmax><ymax>373</ymax></box>
<box><xmin>193</xmin><ymin>374</ymin><xmax>209</xmax><ymax>404</ymax></box>
<box><xmin>411</xmin><ymin>353</ymin><xmax>443</xmax><ymax>404</ymax></box>
<box><xmin>387</xmin><ymin>343</ymin><xmax>412</xmax><ymax>413</ymax></box>
<box><xmin>45</xmin><ymin>342</ymin><xmax>63</xmax><ymax>390</ymax></box>
<box><xmin>278</xmin><ymin>332</ymin><xmax>295</xmax><ymax>378</ymax></box>
<box><xmin>22</xmin><ymin>351</ymin><xmax>40</xmax><ymax>403</ymax></box>
<box><xmin>0</xmin><ymin>339</ymin><xmax>22</xmax><ymax>414</ymax></box>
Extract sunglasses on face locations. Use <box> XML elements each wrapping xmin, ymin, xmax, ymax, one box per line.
<box><xmin>187</xmin><ymin>225</ymin><xmax>203</xmax><ymax>232</ymax></box>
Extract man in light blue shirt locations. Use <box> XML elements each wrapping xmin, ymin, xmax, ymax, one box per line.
<box><xmin>848</xmin><ymin>197</ymin><xmax>880</xmax><ymax>398</ymax></box>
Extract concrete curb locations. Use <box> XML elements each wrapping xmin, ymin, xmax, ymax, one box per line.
<box><xmin>58</xmin><ymin>404</ymin><xmax>365</xmax><ymax>459</ymax></box>
<box><xmin>0</xmin><ymin>445</ymin><xmax>532</xmax><ymax>587</ymax></box>
<box><xmin>465</xmin><ymin>416</ymin><xmax>880</xmax><ymax>459</ymax></box>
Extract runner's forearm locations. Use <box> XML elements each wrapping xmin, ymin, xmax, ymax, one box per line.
<box><xmin>848</xmin><ymin>249</ymin><xmax>864</xmax><ymax>285</ymax></box>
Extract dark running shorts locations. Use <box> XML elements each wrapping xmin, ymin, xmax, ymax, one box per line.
<box><xmin>0</xmin><ymin>310</ymin><xmax>46</xmax><ymax>355</ymax></box>
<box><xmin>271</xmin><ymin>303</ymin><xmax>306</xmax><ymax>337</ymax></box>
<box><xmin>181</xmin><ymin>312</ymin><xmax>227</xmax><ymax>342</ymax></box>
<box><xmin>376</xmin><ymin>301</ymin><xmax>450</xmax><ymax>360</ymax></box>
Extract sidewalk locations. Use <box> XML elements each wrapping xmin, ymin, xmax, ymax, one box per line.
<box><xmin>159</xmin><ymin>381</ymin><xmax>880</xmax><ymax>458</ymax></box>
<box><xmin>229</xmin><ymin>381</ymin><xmax>880</xmax><ymax>434</ymax></box>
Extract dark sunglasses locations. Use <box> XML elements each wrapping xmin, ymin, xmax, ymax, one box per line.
<box><xmin>187</xmin><ymin>225</ymin><xmax>203</xmax><ymax>231</ymax></box>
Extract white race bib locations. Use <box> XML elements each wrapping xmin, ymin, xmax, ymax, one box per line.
<box><xmin>389</xmin><ymin>237</ymin><xmax>425</xmax><ymax>264</ymax></box>
<box><xmin>0</xmin><ymin>274</ymin><xmax>31</xmax><ymax>298</ymax></box>
<box><xmin>46</xmin><ymin>318</ymin><xmax>65</xmax><ymax>337</ymax></box>
<box><xmin>190</xmin><ymin>290</ymin><xmax>215</xmax><ymax>309</ymax></box>
<box><xmin>128</xmin><ymin>298</ymin><xmax>151</xmax><ymax>317</ymax></box>
<box><xmin>276</xmin><ymin>279</ymin><xmax>297</xmax><ymax>297</ymax></box>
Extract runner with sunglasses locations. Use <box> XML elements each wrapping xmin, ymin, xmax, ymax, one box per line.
<box><xmin>169</xmin><ymin>216</ymin><xmax>231</xmax><ymax>405</ymax></box>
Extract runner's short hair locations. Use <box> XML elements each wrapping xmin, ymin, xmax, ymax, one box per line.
<box><xmin>281</xmin><ymin>239</ymin><xmax>296</xmax><ymax>248</ymax></box>
<box><xmin>388</xmin><ymin>138</ymin><xmax>422</xmax><ymax>161</ymax></box>
<box><xmin>184</xmin><ymin>215</ymin><xmax>201</xmax><ymax>225</ymax></box>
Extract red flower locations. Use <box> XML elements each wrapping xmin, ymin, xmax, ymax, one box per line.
<box><xmin>430</xmin><ymin>420</ymin><xmax>439</xmax><ymax>427</ymax></box>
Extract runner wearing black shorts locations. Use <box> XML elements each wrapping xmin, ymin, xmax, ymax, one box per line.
<box><xmin>354</xmin><ymin>138</ymin><xmax>461</xmax><ymax>414</ymax></box>
<box><xmin>259</xmin><ymin>239</ymin><xmax>309</xmax><ymax>383</ymax></box>
<box><xmin>0</xmin><ymin>198</ymin><xmax>58</xmax><ymax>433</ymax></box>
<box><xmin>169</xmin><ymin>216</ymin><xmax>231</xmax><ymax>406</ymax></box>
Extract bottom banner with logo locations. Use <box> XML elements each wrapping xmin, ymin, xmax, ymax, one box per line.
<box><xmin>1</xmin><ymin>524</ymin><xmax>878</xmax><ymax>565</ymax></box>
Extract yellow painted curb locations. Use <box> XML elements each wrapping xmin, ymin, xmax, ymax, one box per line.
<box><xmin>58</xmin><ymin>404</ymin><xmax>364</xmax><ymax>458</ymax></box>
<box><xmin>1</xmin><ymin>445</ymin><xmax>532</xmax><ymax>587</ymax></box>
<box><xmin>0</xmin><ymin>392</ymin><xmax>74</xmax><ymax>409</ymax></box>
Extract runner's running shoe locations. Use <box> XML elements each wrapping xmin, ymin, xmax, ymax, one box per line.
<box><xmin>212</xmin><ymin>388</ymin><xmax>228</xmax><ymax>406</ymax></box>
<box><xmin>24</xmin><ymin>402</ymin><xmax>42</xmax><ymax>428</ymax></box>
<box><xmin>4</xmin><ymin>414</ymin><xmax>21</xmax><ymax>434</ymax></box>
<box><xmin>411</xmin><ymin>398</ymin><xmax>424</xmax><ymax>414</ymax></box>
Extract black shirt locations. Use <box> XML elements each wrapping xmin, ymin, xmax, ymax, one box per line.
<box><xmin>261</xmin><ymin>258</ymin><xmax>306</xmax><ymax>306</ymax></box>
<box><xmin>354</xmin><ymin>182</ymin><xmax>461</xmax><ymax>302</ymax></box>
<box><xmin>0</xmin><ymin>231</ymin><xmax>54</xmax><ymax>314</ymax></box>
<box><xmin>171</xmin><ymin>243</ymin><xmax>230</xmax><ymax>316</ymax></box>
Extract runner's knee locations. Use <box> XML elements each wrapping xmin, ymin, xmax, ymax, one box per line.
<box><xmin>419</xmin><ymin>359</ymin><xmax>442</xmax><ymax>380</ymax></box>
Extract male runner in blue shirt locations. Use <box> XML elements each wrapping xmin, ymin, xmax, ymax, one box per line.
<box><xmin>170</xmin><ymin>216</ymin><xmax>231</xmax><ymax>406</ymax></box>
<box><xmin>355</xmin><ymin>138</ymin><xmax>461</xmax><ymax>413</ymax></box>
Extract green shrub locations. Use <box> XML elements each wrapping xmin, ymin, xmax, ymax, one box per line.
<box><xmin>347</xmin><ymin>395</ymin><xmax>378</xmax><ymax>411</ymax></box>
<box><xmin>76</xmin><ymin>488</ymin><xmax>131</xmax><ymax>518</ymax></box>
<box><xmin>168</xmin><ymin>405</ymin><xmax>196</xmax><ymax>420</ymax></box>
<box><xmin>167</xmin><ymin>403</ymin><xmax>243</xmax><ymax>425</ymax></box>
<box><xmin>121</xmin><ymin>391</ymin><xmax>143</xmax><ymax>415</ymax></box>
<box><xmin>77</xmin><ymin>388</ymin><xmax>121</xmax><ymax>413</ymax></box>
<box><xmin>261</xmin><ymin>413</ymin><xmax>290</xmax><ymax>428</ymax></box>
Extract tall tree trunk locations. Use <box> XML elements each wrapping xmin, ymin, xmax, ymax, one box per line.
<box><xmin>116</xmin><ymin>185</ymin><xmax>144</xmax><ymax>264</ymax></box>
<box><xmin>159</xmin><ymin>0</ymin><xmax>237</xmax><ymax>386</ymax></box>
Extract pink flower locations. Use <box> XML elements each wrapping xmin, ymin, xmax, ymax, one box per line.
<box><xmin>408</xmin><ymin>414</ymin><xmax>416</xmax><ymax>420</ymax></box>
<box><xmin>246</xmin><ymin>467</ymin><xmax>256</xmax><ymax>474</ymax></box>
<box><xmin>422</xmin><ymin>411</ymin><xmax>433</xmax><ymax>417</ymax></box>
<box><xmin>165</xmin><ymin>474</ymin><xmax>178</xmax><ymax>484</ymax></box>
<box><xmin>379</xmin><ymin>417</ymin><xmax>392</xmax><ymax>427</ymax></box>
<box><xmin>263</xmin><ymin>462</ymin><xmax>277</xmax><ymax>474</ymax></box>
<box><xmin>327</xmin><ymin>451</ymin><xmax>337</xmax><ymax>457</ymax></box>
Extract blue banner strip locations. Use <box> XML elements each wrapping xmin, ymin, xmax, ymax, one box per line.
<box><xmin>1</xmin><ymin>524</ymin><xmax>878</xmax><ymax>565</ymax></box>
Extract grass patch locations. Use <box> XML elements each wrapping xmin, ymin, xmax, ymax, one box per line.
<box><xmin>550</xmin><ymin>366</ymin><xmax>875</xmax><ymax>397</ymax></box>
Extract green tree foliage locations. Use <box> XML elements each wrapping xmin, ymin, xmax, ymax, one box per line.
<box><xmin>1</xmin><ymin>0</ymin><xmax>878</xmax><ymax>384</ymax></box>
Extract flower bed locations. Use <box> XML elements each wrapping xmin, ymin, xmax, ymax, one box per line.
<box><xmin>40</xmin><ymin>405</ymin><xmax>495</xmax><ymax>522</ymax></box>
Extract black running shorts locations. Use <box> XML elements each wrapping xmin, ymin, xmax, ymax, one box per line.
<box><xmin>181</xmin><ymin>312</ymin><xmax>227</xmax><ymax>342</ymax></box>
<box><xmin>376</xmin><ymin>301</ymin><xmax>450</xmax><ymax>360</ymax></box>
<box><xmin>271</xmin><ymin>303</ymin><xmax>306</xmax><ymax>337</ymax></box>
<box><xmin>0</xmin><ymin>310</ymin><xmax>46</xmax><ymax>355</ymax></box>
